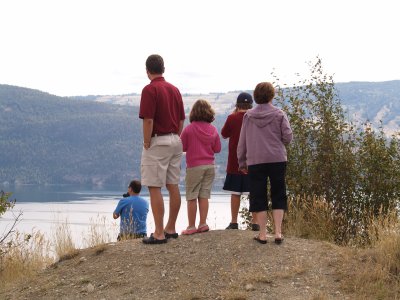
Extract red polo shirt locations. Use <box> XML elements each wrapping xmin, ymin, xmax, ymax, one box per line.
<box><xmin>221</xmin><ymin>111</ymin><xmax>246</xmax><ymax>174</ymax></box>
<box><xmin>139</xmin><ymin>77</ymin><xmax>185</xmax><ymax>135</ymax></box>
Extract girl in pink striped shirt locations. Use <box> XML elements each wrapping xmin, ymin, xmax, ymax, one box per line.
<box><xmin>180</xmin><ymin>99</ymin><xmax>221</xmax><ymax>235</ymax></box>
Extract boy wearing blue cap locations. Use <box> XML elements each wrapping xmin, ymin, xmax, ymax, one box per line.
<box><xmin>221</xmin><ymin>92</ymin><xmax>259</xmax><ymax>231</ymax></box>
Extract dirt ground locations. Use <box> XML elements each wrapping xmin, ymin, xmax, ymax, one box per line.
<box><xmin>0</xmin><ymin>230</ymin><xmax>355</xmax><ymax>300</ymax></box>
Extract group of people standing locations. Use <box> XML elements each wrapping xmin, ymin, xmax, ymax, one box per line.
<box><xmin>113</xmin><ymin>54</ymin><xmax>293</xmax><ymax>245</ymax></box>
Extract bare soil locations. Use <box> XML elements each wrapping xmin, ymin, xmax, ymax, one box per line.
<box><xmin>1</xmin><ymin>230</ymin><xmax>354</xmax><ymax>300</ymax></box>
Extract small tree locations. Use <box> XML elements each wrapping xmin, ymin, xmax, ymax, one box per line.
<box><xmin>271</xmin><ymin>57</ymin><xmax>400</xmax><ymax>245</ymax></box>
<box><xmin>0</xmin><ymin>191</ymin><xmax>15</xmax><ymax>216</ymax></box>
<box><xmin>357</xmin><ymin>124</ymin><xmax>400</xmax><ymax>215</ymax></box>
<box><xmin>0</xmin><ymin>191</ymin><xmax>22</xmax><ymax>255</ymax></box>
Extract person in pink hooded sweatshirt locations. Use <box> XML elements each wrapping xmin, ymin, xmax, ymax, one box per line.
<box><xmin>180</xmin><ymin>99</ymin><xmax>221</xmax><ymax>235</ymax></box>
<box><xmin>238</xmin><ymin>82</ymin><xmax>293</xmax><ymax>245</ymax></box>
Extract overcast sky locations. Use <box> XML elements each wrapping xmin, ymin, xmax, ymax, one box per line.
<box><xmin>1</xmin><ymin>0</ymin><xmax>399</xmax><ymax>96</ymax></box>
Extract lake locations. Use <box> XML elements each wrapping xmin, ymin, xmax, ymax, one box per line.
<box><xmin>0</xmin><ymin>185</ymin><xmax>247</xmax><ymax>248</ymax></box>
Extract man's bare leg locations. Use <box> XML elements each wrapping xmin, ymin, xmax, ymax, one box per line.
<box><xmin>148</xmin><ymin>186</ymin><xmax>165</xmax><ymax>240</ymax></box>
<box><xmin>165</xmin><ymin>183</ymin><xmax>181</xmax><ymax>234</ymax></box>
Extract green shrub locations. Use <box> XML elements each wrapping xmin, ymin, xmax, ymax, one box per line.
<box><xmin>241</xmin><ymin>57</ymin><xmax>400</xmax><ymax>246</ymax></box>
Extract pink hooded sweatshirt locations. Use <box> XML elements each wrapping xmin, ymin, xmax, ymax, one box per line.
<box><xmin>180</xmin><ymin>121</ymin><xmax>221</xmax><ymax>168</ymax></box>
<box><xmin>237</xmin><ymin>103</ymin><xmax>293</xmax><ymax>169</ymax></box>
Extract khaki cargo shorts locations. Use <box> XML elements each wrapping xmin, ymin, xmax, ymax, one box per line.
<box><xmin>185</xmin><ymin>165</ymin><xmax>215</xmax><ymax>200</ymax></box>
<box><xmin>141</xmin><ymin>134</ymin><xmax>183</xmax><ymax>187</ymax></box>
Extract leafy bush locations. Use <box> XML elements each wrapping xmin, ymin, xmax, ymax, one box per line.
<box><xmin>272</xmin><ymin>57</ymin><xmax>400</xmax><ymax>245</ymax></box>
<box><xmin>240</xmin><ymin>57</ymin><xmax>400</xmax><ymax>246</ymax></box>
<box><xmin>0</xmin><ymin>191</ymin><xmax>15</xmax><ymax>216</ymax></box>
<box><xmin>0</xmin><ymin>191</ymin><xmax>19</xmax><ymax>251</ymax></box>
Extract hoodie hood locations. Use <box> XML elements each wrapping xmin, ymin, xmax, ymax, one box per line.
<box><xmin>246</xmin><ymin>103</ymin><xmax>281</xmax><ymax>128</ymax></box>
<box><xmin>191</xmin><ymin>121</ymin><xmax>218</xmax><ymax>144</ymax></box>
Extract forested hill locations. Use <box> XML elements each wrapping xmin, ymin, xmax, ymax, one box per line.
<box><xmin>0</xmin><ymin>84</ymin><xmax>142</xmax><ymax>185</ymax></box>
<box><xmin>336</xmin><ymin>80</ymin><xmax>400</xmax><ymax>135</ymax></box>
<box><xmin>0</xmin><ymin>84</ymin><xmax>228</xmax><ymax>186</ymax></box>
<box><xmin>1</xmin><ymin>81</ymin><xmax>400</xmax><ymax>186</ymax></box>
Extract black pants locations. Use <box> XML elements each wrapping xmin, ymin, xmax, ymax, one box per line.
<box><xmin>248</xmin><ymin>162</ymin><xmax>287</xmax><ymax>212</ymax></box>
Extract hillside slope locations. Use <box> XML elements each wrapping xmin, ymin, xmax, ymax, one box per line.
<box><xmin>0</xmin><ymin>84</ymin><xmax>228</xmax><ymax>186</ymax></box>
<box><xmin>336</xmin><ymin>80</ymin><xmax>400</xmax><ymax>135</ymax></box>
<box><xmin>0</xmin><ymin>85</ymin><xmax>142</xmax><ymax>185</ymax></box>
<box><xmin>0</xmin><ymin>230</ymin><xmax>355</xmax><ymax>300</ymax></box>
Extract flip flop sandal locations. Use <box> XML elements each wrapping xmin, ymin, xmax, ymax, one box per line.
<box><xmin>225</xmin><ymin>223</ymin><xmax>238</xmax><ymax>230</ymax></box>
<box><xmin>197</xmin><ymin>225</ymin><xmax>209</xmax><ymax>233</ymax></box>
<box><xmin>142</xmin><ymin>233</ymin><xmax>167</xmax><ymax>244</ymax></box>
<box><xmin>165</xmin><ymin>232</ymin><xmax>179</xmax><ymax>239</ymax></box>
<box><xmin>253</xmin><ymin>236</ymin><xmax>267</xmax><ymax>244</ymax></box>
<box><xmin>182</xmin><ymin>227</ymin><xmax>198</xmax><ymax>235</ymax></box>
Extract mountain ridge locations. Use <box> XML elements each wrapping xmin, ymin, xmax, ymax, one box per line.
<box><xmin>71</xmin><ymin>80</ymin><xmax>400</xmax><ymax>135</ymax></box>
<box><xmin>1</xmin><ymin>81</ymin><xmax>399</xmax><ymax>185</ymax></box>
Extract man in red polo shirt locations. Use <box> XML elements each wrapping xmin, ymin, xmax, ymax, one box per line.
<box><xmin>139</xmin><ymin>54</ymin><xmax>185</xmax><ymax>244</ymax></box>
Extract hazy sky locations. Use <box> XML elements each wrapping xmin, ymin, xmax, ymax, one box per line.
<box><xmin>1</xmin><ymin>0</ymin><xmax>399</xmax><ymax>96</ymax></box>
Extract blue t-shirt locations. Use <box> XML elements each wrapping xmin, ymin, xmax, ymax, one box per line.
<box><xmin>113</xmin><ymin>195</ymin><xmax>149</xmax><ymax>235</ymax></box>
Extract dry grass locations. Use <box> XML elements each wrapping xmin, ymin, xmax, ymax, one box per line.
<box><xmin>336</xmin><ymin>217</ymin><xmax>400</xmax><ymax>299</ymax></box>
<box><xmin>284</xmin><ymin>195</ymin><xmax>336</xmax><ymax>242</ymax></box>
<box><xmin>53</xmin><ymin>220</ymin><xmax>79</xmax><ymax>261</ymax></box>
<box><xmin>219</xmin><ymin>259</ymin><xmax>310</xmax><ymax>300</ymax></box>
<box><xmin>239</xmin><ymin>195</ymin><xmax>400</xmax><ymax>299</ymax></box>
<box><xmin>83</xmin><ymin>214</ymin><xmax>115</xmax><ymax>248</ymax></box>
<box><xmin>282</xmin><ymin>195</ymin><xmax>400</xmax><ymax>299</ymax></box>
<box><xmin>274</xmin><ymin>256</ymin><xmax>309</xmax><ymax>279</ymax></box>
<box><xmin>369</xmin><ymin>212</ymin><xmax>400</xmax><ymax>273</ymax></box>
<box><xmin>0</xmin><ymin>216</ymin><xmax>116</xmax><ymax>290</ymax></box>
<box><xmin>0</xmin><ymin>230</ymin><xmax>52</xmax><ymax>289</ymax></box>
<box><xmin>93</xmin><ymin>243</ymin><xmax>107</xmax><ymax>255</ymax></box>
<box><xmin>338</xmin><ymin>249</ymin><xmax>398</xmax><ymax>299</ymax></box>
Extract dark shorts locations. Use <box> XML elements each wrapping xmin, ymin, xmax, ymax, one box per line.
<box><xmin>223</xmin><ymin>173</ymin><xmax>250</xmax><ymax>195</ymax></box>
<box><xmin>248</xmin><ymin>162</ymin><xmax>287</xmax><ymax>212</ymax></box>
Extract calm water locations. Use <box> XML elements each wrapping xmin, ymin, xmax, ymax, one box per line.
<box><xmin>0</xmin><ymin>185</ymin><xmax>246</xmax><ymax>248</ymax></box>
